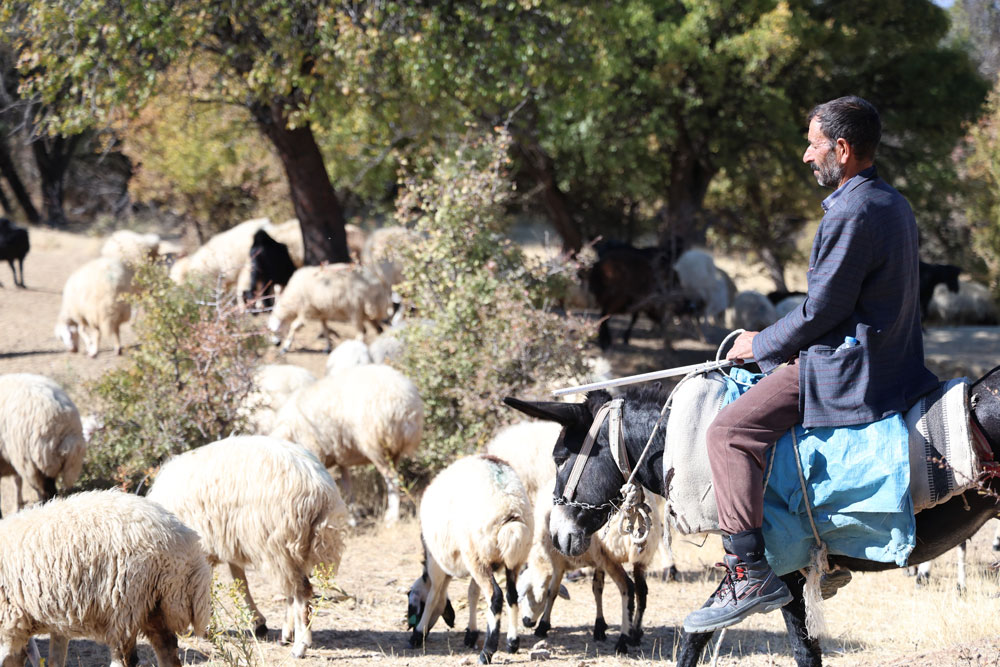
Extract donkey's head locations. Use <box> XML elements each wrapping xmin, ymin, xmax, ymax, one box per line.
<box><xmin>970</xmin><ymin>364</ymin><xmax>1000</xmax><ymax>460</ymax></box>
<box><xmin>505</xmin><ymin>391</ymin><xmax>622</xmax><ymax>557</ymax></box>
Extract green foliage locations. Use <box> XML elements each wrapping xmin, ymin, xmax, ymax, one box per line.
<box><xmin>82</xmin><ymin>264</ymin><xmax>264</xmax><ymax>490</ymax></box>
<box><xmin>393</xmin><ymin>129</ymin><xmax>590</xmax><ymax>480</ymax></box>
<box><xmin>962</xmin><ymin>80</ymin><xmax>1000</xmax><ymax>290</ymax></box>
<box><xmin>207</xmin><ymin>578</ymin><xmax>265</xmax><ymax>667</ymax></box>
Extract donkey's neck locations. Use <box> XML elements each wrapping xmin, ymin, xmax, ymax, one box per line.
<box><xmin>622</xmin><ymin>406</ymin><xmax>666</xmax><ymax>498</ymax></box>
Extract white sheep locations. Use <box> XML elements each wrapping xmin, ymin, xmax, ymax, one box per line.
<box><xmin>725</xmin><ymin>290</ymin><xmax>778</xmax><ymax>332</ymax></box>
<box><xmin>269</xmin><ymin>363</ymin><xmax>423</xmax><ymax>523</ymax></box>
<box><xmin>147</xmin><ymin>436</ymin><xmax>348</xmax><ymax>659</ymax></box>
<box><xmin>267</xmin><ymin>263</ymin><xmax>390</xmax><ymax>353</ymax></box>
<box><xmin>673</xmin><ymin>248</ymin><xmax>731</xmax><ymax>326</ymax></box>
<box><xmin>928</xmin><ymin>279</ymin><xmax>999</xmax><ymax>325</ymax></box>
<box><xmin>55</xmin><ymin>256</ymin><xmax>134</xmax><ymax>357</ymax></box>
<box><xmin>486</xmin><ymin>421</ymin><xmax>659</xmax><ymax>652</ymax></box>
<box><xmin>100</xmin><ymin>230</ymin><xmax>161</xmax><ymax>267</ymax></box>
<box><xmin>406</xmin><ymin>454</ymin><xmax>532</xmax><ymax>664</ymax></box>
<box><xmin>0</xmin><ymin>489</ymin><xmax>211</xmax><ymax>667</ymax></box>
<box><xmin>0</xmin><ymin>374</ymin><xmax>85</xmax><ymax>514</ymax></box>
<box><xmin>325</xmin><ymin>339</ymin><xmax>372</xmax><ymax>375</ymax></box>
<box><xmin>240</xmin><ymin>364</ymin><xmax>317</xmax><ymax>434</ymax></box>
<box><xmin>169</xmin><ymin>217</ymin><xmax>271</xmax><ymax>289</ymax></box>
<box><xmin>361</xmin><ymin>225</ymin><xmax>416</xmax><ymax>293</ymax></box>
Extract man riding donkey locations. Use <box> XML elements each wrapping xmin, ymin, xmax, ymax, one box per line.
<box><xmin>684</xmin><ymin>96</ymin><xmax>940</xmax><ymax>633</ymax></box>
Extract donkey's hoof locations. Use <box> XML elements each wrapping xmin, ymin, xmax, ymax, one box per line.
<box><xmin>464</xmin><ymin>629</ymin><xmax>480</xmax><ymax>648</ymax></box>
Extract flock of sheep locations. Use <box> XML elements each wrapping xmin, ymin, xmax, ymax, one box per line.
<box><xmin>3</xmin><ymin>216</ymin><xmax>997</xmax><ymax>666</ymax></box>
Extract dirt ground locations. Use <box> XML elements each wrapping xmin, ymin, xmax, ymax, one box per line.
<box><xmin>3</xmin><ymin>228</ymin><xmax>1000</xmax><ymax>666</ymax></box>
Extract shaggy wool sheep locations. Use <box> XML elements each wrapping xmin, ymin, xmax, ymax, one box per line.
<box><xmin>486</xmin><ymin>420</ymin><xmax>660</xmax><ymax>652</ymax></box>
<box><xmin>147</xmin><ymin>436</ymin><xmax>348</xmax><ymax>659</ymax></box>
<box><xmin>240</xmin><ymin>364</ymin><xmax>317</xmax><ymax>434</ymax></box>
<box><xmin>169</xmin><ymin>217</ymin><xmax>271</xmax><ymax>289</ymax></box>
<box><xmin>100</xmin><ymin>230</ymin><xmax>161</xmax><ymax>267</ymax></box>
<box><xmin>269</xmin><ymin>363</ymin><xmax>423</xmax><ymax>523</ymax></box>
<box><xmin>724</xmin><ymin>290</ymin><xmax>778</xmax><ymax>332</ymax></box>
<box><xmin>407</xmin><ymin>454</ymin><xmax>532</xmax><ymax>664</ymax></box>
<box><xmin>55</xmin><ymin>256</ymin><xmax>134</xmax><ymax>357</ymax></box>
<box><xmin>0</xmin><ymin>489</ymin><xmax>211</xmax><ymax>667</ymax></box>
<box><xmin>673</xmin><ymin>248</ymin><xmax>731</xmax><ymax>326</ymax></box>
<box><xmin>927</xmin><ymin>279</ymin><xmax>999</xmax><ymax>325</ymax></box>
<box><xmin>267</xmin><ymin>264</ymin><xmax>390</xmax><ymax>353</ymax></box>
<box><xmin>0</xmin><ymin>374</ymin><xmax>85</xmax><ymax>516</ymax></box>
<box><xmin>325</xmin><ymin>339</ymin><xmax>372</xmax><ymax>375</ymax></box>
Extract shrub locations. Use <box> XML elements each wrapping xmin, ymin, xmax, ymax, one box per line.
<box><xmin>81</xmin><ymin>264</ymin><xmax>264</xmax><ymax>490</ymax></box>
<box><xmin>393</xmin><ymin>128</ymin><xmax>591</xmax><ymax>484</ymax></box>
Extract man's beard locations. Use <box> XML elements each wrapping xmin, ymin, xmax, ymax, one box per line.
<box><xmin>812</xmin><ymin>149</ymin><xmax>844</xmax><ymax>188</ymax></box>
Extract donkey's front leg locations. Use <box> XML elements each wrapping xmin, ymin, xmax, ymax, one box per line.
<box><xmin>676</xmin><ymin>628</ymin><xmax>715</xmax><ymax>667</ymax></box>
<box><xmin>779</xmin><ymin>571</ymin><xmax>822</xmax><ymax>667</ymax></box>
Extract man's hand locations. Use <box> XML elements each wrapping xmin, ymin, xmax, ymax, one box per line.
<box><xmin>726</xmin><ymin>330</ymin><xmax>758</xmax><ymax>362</ymax></box>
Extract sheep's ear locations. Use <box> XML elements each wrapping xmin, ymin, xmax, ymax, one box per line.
<box><xmin>503</xmin><ymin>397</ymin><xmax>589</xmax><ymax>427</ymax></box>
<box><xmin>442</xmin><ymin>597</ymin><xmax>456</xmax><ymax>628</ymax></box>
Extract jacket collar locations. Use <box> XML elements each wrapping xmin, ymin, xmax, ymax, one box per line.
<box><xmin>822</xmin><ymin>165</ymin><xmax>878</xmax><ymax>212</ymax></box>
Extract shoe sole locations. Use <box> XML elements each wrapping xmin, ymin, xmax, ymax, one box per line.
<box><xmin>682</xmin><ymin>590</ymin><xmax>794</xmax><ymax>634</ymax></box>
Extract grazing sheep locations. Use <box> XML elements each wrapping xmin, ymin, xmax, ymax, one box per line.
<box><xmin>169</xmin><ymin>217</ymin><xmax>271</xmax><ymax>289</ymax></box>
<box><xmin>0</xmin><ymin>373</ymin><xmax>85</xmax><ymax>516</ymax></box>
<box><xmin>361</xmin><ymin>226</ymin><xmax>415</xmax><ymax>291</ymax></box>
<box><xmin>673</xmin><ymin>248</ymin><xmax>731</xmax><ymax>327</ymax></box>
<box><xmin>927</xmin><ymin>279</ymin><xmax>998</xmax><ymax>325</ymax></box>
<box><xmin>147</xmin><ymin>436</ymin><xmax>348</xmax><ymax>659</ymax></box>
<box><xmin>269</xmin><ymin>363</ymin><xmax>423</xmax><ymax>523</ymax></box>
<box><xmin>344</xmin><ymin>223</ymin><xmax>367</xmax><ymax>263</ymax></box>
<box><xmin>242</xmin><ymin>229</ymin><xmax>297</xmax><ymax>312</ymax></box>
<box><xmin>0</xmin><ymin>217</ymin><xmax>29</xmax><ymax>288</ymax></box>
<box><xmin>486</xmin><ymin>421</ymin><xmax>658</xmax><ymax>652</ymax></box>
<box><xmin>240</xmin><ymin>364</ymin><xmax>317</xmax><ymax>434</ymax></box>
<box><xmin>325</xmin><ymin>339</ymin><xmax>372</xmax><ymax>375</ymax></box>
<box><xmin>587</xmin><ymin>242</ymin><xmax>692</xmax><ymax>350</ymax></box>
<box><xmin>54</xmin><ymin>256</ymin><xmax>134</xmax><ymax>357</ymax></box>
<box><xmin>0</xmin><ymin>489</ymin><xmax>211</xmax><ymax>667</ymax></box>
<box><xmin>724</xmin><ymin>290</ymin><xmax>778</xmax><ymax>332</ymax></box>
<box><xmin>100</xmin><ymin>230</ymin><xmax>161</xmax><ymax>267</ymax></box>
<box><xmin>919</xmin><ymin>261</ymin><xmax>961</xmax><ymax>320</ymax></box>
<box><xmin>407</xmin><ymin>454</ymin><xmax>532</xmax><ymax>664</ymax></box>
<box><xmin>267</xmin><ymin>264</ymin><xmax>390</xmax><ymax>353</ymax></box>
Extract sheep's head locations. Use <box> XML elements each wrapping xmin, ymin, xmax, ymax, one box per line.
<box><xmin>266</xmin><ymin>312</ymin><xmax>289</xmax><ymax>346</ymax></box>
<box><xmin>54</xmin><ymin>322</ymin><xmax>79</xmax><ymax>353</ymax></box>
<box><xmin>516</xmin><ymin>566</ymin><xmax>569</xmax><ymax>628</ymax></box>
<box><xmin>406</xmin><ymin>572</ymin><xmax>455</xmax><ymax>630</ymax></box>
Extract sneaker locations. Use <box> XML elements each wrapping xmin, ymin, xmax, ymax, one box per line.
<box><xmin>683</xmin><ymin>554</ymin><xmax>793</xmax><ymax>633</ymax></box>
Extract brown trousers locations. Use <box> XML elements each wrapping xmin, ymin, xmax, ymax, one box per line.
<box><xmin>707</xmin><ymin>358</ymin><xmax>802</xmax><ymax>535</ymax></box>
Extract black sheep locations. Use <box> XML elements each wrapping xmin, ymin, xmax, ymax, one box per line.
<box><xmin>243</xmin><ymin>229</ymin><xmax>297</xmax><ymax>312</ymax></box>
<box><xmin>0</xmin><ymin>217</ymin><xmax>29</xmax><ymax>288</ymax></box>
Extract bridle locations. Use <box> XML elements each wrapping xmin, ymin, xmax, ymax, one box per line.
<box><xmin>554</xmin><ymin>399</ymin><xmax>631</xmax><ymax>512</ymax></box>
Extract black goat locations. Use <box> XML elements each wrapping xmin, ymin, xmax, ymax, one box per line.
<box><xmin>0</xmin><ymin>217</ymin><xmax>28</xmax><ymax>288</ymax></box>
<box><xmin>587</xmin><ymin>240</ymin><xmax>694</xmax><ymax>350</ymax></box>
<box><xmin>242</xmin><ymin>229</ymin><xmax>297</xmax><ymax>312</ymax></box>
<box><xmin>918</xmin><ymin>260</ymin><xmax>961</xmax><ymax>321</ymax></box>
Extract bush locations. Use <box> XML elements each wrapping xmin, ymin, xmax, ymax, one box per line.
<box><xmin>393</xmin><ymin>128</ymin><xmax>591</xmax><ymax>484</ymax></box>
<box><xmin>81</xmin><ymin>264</ymin><xmax>264</xmax><ymax>490</ymax></box>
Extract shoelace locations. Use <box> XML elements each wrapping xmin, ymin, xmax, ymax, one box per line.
<box><xmin>712</xmin><ymin>560</ymin><xmax>747</xmax><ymax>606</ymax></box>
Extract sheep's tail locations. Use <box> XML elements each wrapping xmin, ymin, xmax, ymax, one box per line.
<box><xmin>309</xmin><ymin>486</ymin><xmax>350</xmax><ymax>574</ymax></box>
<box><xmin>56</xmin><ymin>430</ymin><xmax>87</xmax><ymax>491</ymax></box>
<box><xmin>497</xmin><ymin>513</ymin><xmax>532</xmax><ymax>570</ymax></box>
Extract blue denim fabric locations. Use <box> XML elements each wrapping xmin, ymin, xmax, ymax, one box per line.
<box><xmin>724</xmin><ymin>367</ymin><xmax>916</xmax><ymax>575</ymax></box>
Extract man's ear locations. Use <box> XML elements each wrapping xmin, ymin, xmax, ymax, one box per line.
<box><xmin>836</xmin><ymin>137</ymin><xmax>851</xmax><ymax>165</ymax></box>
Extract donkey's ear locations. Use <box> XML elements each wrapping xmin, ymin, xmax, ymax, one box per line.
<box><xmin>503</xmin><ymin>397</ymin><xmax>589</xmax><ymax>427</ymax></box>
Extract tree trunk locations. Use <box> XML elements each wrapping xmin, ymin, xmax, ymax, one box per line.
<box><xmin>758</xmin><ymin>246</ymin><xmax>788</xmax><ymax>292</ymax></box>
<box><xmin>659</xmin><ymin>125</ymin><xmax>714</xmax><ymax>247</ymax></box>
<box><xmin>0</xmin><ymin>135</ymin><xmax>39</xmax><ymax>223</ymax></box>
<box><xmin>31</xmin><ymin>133</ymin><xmax>81</xmax><ymax>227</ymax></box>
<box><xmin>514</xmin><ymin>141</ymin><xmax>583</xmax><ymax>254</ymax></box>
<box><xmin>0</xmin><ymin>179</ymin><xmax>11</xmax><ymax>215</ymax></box>
<box><xmin>254</xmin><ymin>102</ymin><xmax>349</xmax><ymax>265</ymax></box>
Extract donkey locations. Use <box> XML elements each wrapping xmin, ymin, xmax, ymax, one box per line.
<box><xmin>505</xmin><ymin>366</ymin><xmax>1000</xmax><ymax>667</ymax></box>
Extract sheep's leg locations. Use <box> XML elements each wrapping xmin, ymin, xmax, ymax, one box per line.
<box><xmin>78</xmin><ymin>325</ymin><xmax>98</xmax><ymax>358</ymax></box>
<box><xmin>16</xmin><ymin>257</ymin><xmax>24</xmax><ymax>288</ymax></box>
<box><xmin>45</xmin><ymin>635</ymin><xmax>69</xmax><ymax>667</ymax></box>
<box><xmin>503</xmin><ymin>566</ymin><xmax>520</xmax><ymax>653</ymax></box>
<box><xmin>0</xmin><ymin>641</ymin><xmax>28</xmax><ymax>667</ymax></box>
<box><xmin>915</xmin><ymin>560</ymin><xmax>931</xmax><ymax>587</ymax></box>
<box><xmin>280</xmin><ymin>316</ymin><xmax>306</xmax><ymax>353</ymax></box>
<box><xmin>110</xmin><ymin>322</ymin><xmax>123</xmax><ymax>356</ymax></box>
<box><xmin>533</xmin><ymin>561</ymin><xmax>567</xmax><ymax>637</ymax></box>
<box><xmin>592</xmin><ymin>568</ymin><xmax>607</xmax><ymax>641</ymax></box>
<box><xmin>371</xmin><ymin>457</ymin><xmax>402</xmax><ymax>524</ymax></box>
<box><xmin>628</xmin><ymin>564</ymin><xmax>647</xmax><ymax>646</ymax></box>
<box><xmin>319</xmin><ymin>320</ymin><xmax>335</xmax><ymax>353</ymax></box>
<box><xmin>661</xmin><ymin>523</ymin><xmax>678</xmax><ymax>581</ymax></box>
<box><xmin>958</xmin><ymin>540</ymin><xmax>968</xmax><ymax>592</ymax></box>
<box><xmin>470</xmin><ymin>565</ymin><xmax>503</xmax><ymax>665</ymax></box>
<box><xmin>228</xmin><ymin>563</ymin><xmax>267</xmax><ymax>637</ymax></box>
<box><xmin>290</xmin><ymin>573</ymin><xmax>314</xmax><ymax>658</ymax></box>
<box><xmin>465</xmin><ymin>578</ymin><xmax>480</xmax><ymax>648</ymax></box>
<box><xmin>993</xmin><ymin>520</ymin><xmax>1000</xmax><ymax>551</ymax></box>
<box><xmin>601</xmin><ymin>562</ymin><xmax>635</xmax><ymax>655</ymax></box>
<box><xmin>142</xmin><ymin>609</ymin><xmax>180</xmax><ymax>667</ymax></box>
<box><xmin>108</xmin><ymin>636</ymin><xmax>138</xmax><ymax>667</ymax></box>
<box><xmin>622</xmin><ymin>312</ymin><xmax>641</xmax><ymax>346</ymax></box>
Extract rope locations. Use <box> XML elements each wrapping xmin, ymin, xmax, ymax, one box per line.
<box><xmin>791</xmin><ymin>427</ymin><xmax>829</xmax><ymax>637</ymax></box>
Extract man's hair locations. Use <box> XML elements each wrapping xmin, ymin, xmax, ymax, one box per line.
<box><xmin>807</xmin><ymin>96</ymin><xmax>881</xmax><ymax>161</ymax></box>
